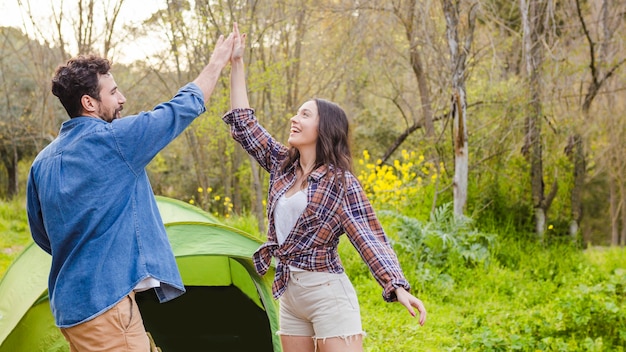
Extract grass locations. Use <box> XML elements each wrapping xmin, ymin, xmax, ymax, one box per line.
<box><xmin>338</xmin><ymin>228</ymin><xmax>626</xmax><ymax>351</ymax></box>
<box><xmin>0</xmin><ymin>197</ymin><xmax>30</xmax><ymax>276</ymax></box>
<box><xmin>2</xmin><ymin>197</ymin><xmax>626</xmax><ymax>351</ymax></box>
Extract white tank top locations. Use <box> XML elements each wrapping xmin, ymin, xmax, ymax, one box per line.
<box><xmin>275</xmin><ymin>189</ymin><xmax>307</xmax><ymax>245</ymax></box>
<box><xmin>274</xmin><ymin>190</ymin><xmax>307</xmax><ymax>272</ymax></box>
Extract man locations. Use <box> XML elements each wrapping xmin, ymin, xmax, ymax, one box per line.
<box><xmin>26</xmin><ymin>32</ymin><xmax>234</xmax><ymax>351</ymax></box>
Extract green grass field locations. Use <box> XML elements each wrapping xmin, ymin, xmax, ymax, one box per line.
<box><xmin>0</xmin><ymin>198</ymin><xmax>30</xmax><ymax>276</ymax></box>
<box><xmin>2</xmin><ymin>197</ymin><xmax>625</xmax><ymax>351</ymax></box>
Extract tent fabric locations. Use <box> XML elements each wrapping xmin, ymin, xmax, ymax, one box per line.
<box><xmin>0</xmin><ymin>243</ymin><xmax>51</xmax><ymax>348</ymax></box>
<box><xmin>0</xmin><ymin>196</ymin><xmax>280</xmax><ymax>352</ymax></box>
<box><xmin>156</xmin><ymin>195</ymin><xmax>221</xmax><ymax>224</ymax></box>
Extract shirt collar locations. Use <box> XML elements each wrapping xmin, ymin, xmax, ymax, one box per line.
<box><xmin>287</xmin><ymin>160</ymin><xmax>333</xmax><ymax>181</ymax></box>
<box><xmin>309</xmin><ymin>164</ymin><xmax>331</xmax><ymax>181</ymax></box>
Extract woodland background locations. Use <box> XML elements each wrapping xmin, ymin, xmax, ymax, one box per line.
<box><xmin>1</xmin><ymin>1</ymin><xmax>626</xmax><ymax>351</ymax></box>
<box><xmin>1</xmin><ymin>0</ymin><xmax>625</xmax><ymax>245</ymax></box>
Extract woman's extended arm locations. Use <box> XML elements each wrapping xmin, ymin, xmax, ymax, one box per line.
<box><xmin>230</xmin><ymin>23</ymin><xmax>250</xmax><ymax>110</ymax></box>
<box><xmin>223</xmin><ymin>22</ymin><xmax>287</xmax><ymax>173</ymax></box>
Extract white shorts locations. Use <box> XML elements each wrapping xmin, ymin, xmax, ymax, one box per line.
<box><xmin>277</xmin><ymin>270</ymin><xmax>364</xmax><ymax>339</ymax></box>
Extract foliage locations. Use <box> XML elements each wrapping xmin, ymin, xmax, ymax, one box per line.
<box><xmin>3</xmin><ymin>193</ymin><xmax>626</xmax><ymax>351</ymax></box>
<box><xmin>339</xmin><ymin>231</ymin><xmax>626</xmax><ymax>351</ymax></box>
<box><xmin>385</xmin><ymin>203</ymin><xmax>494</xmax><ymax>269</ymax></box>
<box><xmin>0</xmin><ymin>27</ymin><xmax>64</xmax><ymax>198</ymax></box>
<box><xmin>2</xmin><ymin>0</ymin><xmax>625</xmax><ymax>244</ymax></box>
<box><xmin>378</xmin><ymin>203</ymin><xmax>495</xmax><ymax>299</ymax></box>
<box><xmin>0</xmin><ymin>197</ymin><xmax>30</xmax><ymax>275</ymax></box>
<box><xmin>356</xmin><ymin>149</ymin><xmax>451</xmax><ymax>221</ymax></box>
<box><xmin>187</xmin><ymin>186</ymin><xmax>235</xmax><ymax>218</ymax></box>
<box><xmin>221</xmin><ymin>212</ymin><xmax>264</xmax><ymax>241</ymax></box>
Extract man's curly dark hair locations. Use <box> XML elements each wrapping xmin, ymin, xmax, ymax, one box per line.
<box><xmin>51</xmin><ymin>54</ymin><xmax>111</xmax><ymax>118</ymax></box>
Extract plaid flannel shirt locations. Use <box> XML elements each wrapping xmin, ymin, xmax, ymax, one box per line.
<box><xmin>222</xmin><ymin>108</ymin><xmax>411</xmax><ymax>302</ymax></box>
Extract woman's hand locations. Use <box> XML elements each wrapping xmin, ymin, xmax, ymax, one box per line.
<box><xmin>232</xmin><ymin>22</ymin><xmax>246</xmax><ymax>62</ymax></box>
<box><xmin>395</xmin><ymin>287</ymin><xmax>427</xmax><ymax>326</ymax></box>
<box><xmin>229</xmin><ymin>22</ymin><xmax>250</xmax><ymax>109</ymax></box>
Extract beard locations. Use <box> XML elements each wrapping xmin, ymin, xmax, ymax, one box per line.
<box><xmin>113</xmin><ymin>107</ymin><xmax>124</xmax><ymax>120</ymax></box>
<box><xmin>98</xmin><ymin>106</ymin><xmax>123</xmax><ymax>122</ymax></box>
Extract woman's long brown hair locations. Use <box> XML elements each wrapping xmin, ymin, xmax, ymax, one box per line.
<box><xmin>281</xmin><ymin>98</ymin><xmax>353</xmax><ymax>188</ymax></box>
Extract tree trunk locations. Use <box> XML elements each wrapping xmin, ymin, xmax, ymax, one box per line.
<box><xmin>571</xmin><ymin>0</ymin><xmax>626</xmax><ymax>241</ymax></box>
<box><xmin>2</xmin><ymin>150</ymin><xmax>19</xmax><ymax>199</ymax></box>
<box><xmin>621</xmin><ymin>185</ymin><xmax>626</xmax><ymax>246</ymax></box>
<box><xmin>403</xmin><ymin>0</ymin><xmax>434</xmax><ymax>137</ymax></box>
<box><xmin>534</xmin><ymin>207</ymin><xmax>546</xmax><ymax>238</ymax></box>
<box><xmin>568</xmin><ymin>134</ymin><xmax>585</xmax><ymax>238</ymax></box>
<box><xmin>452</xmin><ymin>89</ymin><xmax>468</xmax><ymax>217</ymax></box>
<box><xmin>609</xmin><ymin>177</ymin><xmax>619</xmax><ymax>246</ymax></box>
<box><xmin>443</xmin><ymin>0</ymin><xmax>476</xmax><ymax>217</ymax></box>
<box><xmin>249</xmin><ymin>158</ymin><xmax>266</xmax><ymax>235</ymax></box>
<box><xmin>528</xmin><ymin>96</ymin><xmax>545</xmax><ymax>238</ymax></box>
<box><xmin>520</xmin><ymin>0</ymin><xmax>552</xmax><ymax>239</ymax></box>
<box><xmin>232</xmin><ymin>147</ymin><xmax>243</xmax><ymax>214</ymax></box>
<box><xmin>185</xmin><ymin>129</ymin><xmax>209</xmax><ymax>208</ymax></box>
<box><xmin>410</xmin><ymin>47</ymin><xmax>434</xmax><ymax>137</ymax></box>
<box><xmin>221</xmin><ymin>139</ymin><xmax>232</xmax><ymax>216</ymax></box>
<box><xmin>76</xmin><ymin>0</ymin><xmax>96</xmax><ymax>55</ymax></box>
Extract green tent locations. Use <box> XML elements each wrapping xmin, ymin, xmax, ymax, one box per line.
<box><xmin>0</xmin><ymin>196</ymin><xmax>280</xmax><ymax>352</ymax></box>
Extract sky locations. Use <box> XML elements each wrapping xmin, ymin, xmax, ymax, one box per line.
<box><xmin>0</xmin><ymin>0</ymin><xmax>167</xmax><ymax>64</ymax></box>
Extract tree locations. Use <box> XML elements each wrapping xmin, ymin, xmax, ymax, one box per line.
<box><xmin>0</xmin><ymin>27</ymin><xmax>62</xmax><ymax>199</ymax></box>
<box><xmin>569</xmin><ymin>0</ymin><xmax>626</xmax><ymax>242</ymax></box>
<box><xmin>17</xmin><ymin>0</ymin><xmax>128</xmax><ymax>61</ymax></box>
<box><xmin>355</xmin><ymin>0</ymin><xmax>441</xmax><ymax>163</ymax></box>
<box><xmin>442</xmin><ymin>0</ymin><xmax>478</xmax><ymax>216</ymax></box>
<box><xmin>519</xmin><ymin>0</ymin><xmax>557</xmax><ymax>238</ymax></box>
<box><xmin>2</xmin><ymin>0</ymin><xmax>145</xmax><ymax>200</ymax></box>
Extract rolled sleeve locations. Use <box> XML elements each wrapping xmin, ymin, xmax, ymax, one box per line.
<box><xmin>382</xmin><ymin>278</ymin><xmax>411</xmax><ymax>302</ymax></box>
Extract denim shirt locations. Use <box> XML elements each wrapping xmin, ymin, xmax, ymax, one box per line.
<box><xmin>26</xmin><ymin>83</ymin><xmax>205</xmax><ymax>328</ymax></box>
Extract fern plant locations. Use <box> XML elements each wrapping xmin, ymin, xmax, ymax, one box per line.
<box><xmin>382</xmin><ymin>203</ymin><xmax>495</xmax><ymax>271</ymax></box>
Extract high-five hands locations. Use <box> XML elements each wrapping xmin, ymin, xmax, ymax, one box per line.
<box><xmin>232</xmin><ymin>22</ymin><xmax>246</xmax><ymax>62</ymax></box>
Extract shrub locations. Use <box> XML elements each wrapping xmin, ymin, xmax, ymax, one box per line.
<box><xmin>381</xmin><ymin>203</ymin><xmax>495</xmax><ymax>272</ymax></box>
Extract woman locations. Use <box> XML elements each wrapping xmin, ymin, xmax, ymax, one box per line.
<box><xmin>222</xmin><ymin>23</ymin><xmax>426</xmax><ymax>352</ymax></box>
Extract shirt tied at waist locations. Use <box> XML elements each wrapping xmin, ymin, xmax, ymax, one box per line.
<box><xmin>252</xmin><ymin>241</ymin><xmax>300</xmax><ymax>299</ymax></box>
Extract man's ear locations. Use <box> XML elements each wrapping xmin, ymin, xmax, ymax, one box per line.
<box><xmin>81</xmin><ymin>95</ymin><xmax>97</xmax><ymax>113</ymax></box>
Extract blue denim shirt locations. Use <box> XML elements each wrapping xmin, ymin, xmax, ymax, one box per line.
<box><xmin>26</xmin><ymin>83</ymin><xmax>205</xmax><ymax>328</ymax></box>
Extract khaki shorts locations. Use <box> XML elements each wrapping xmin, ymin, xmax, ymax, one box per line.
<box><xmin>60</xmin><ymin>291</ymin><xmax>150</xmax><ymax>352</ymax></box>
<box><xmin>278</xmin><ymin>271</ymin><xmax>364</xmax><ymax>339</ymax></box>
